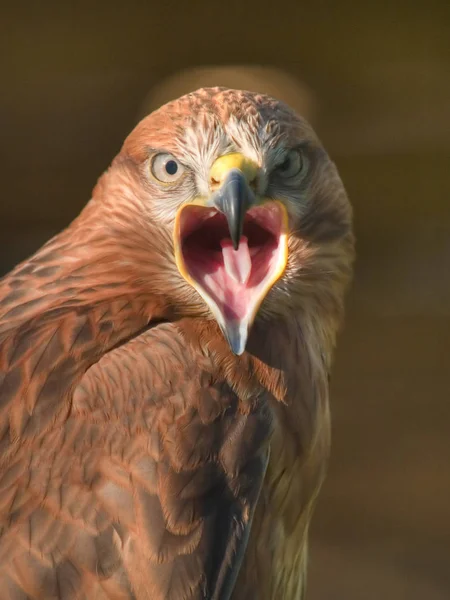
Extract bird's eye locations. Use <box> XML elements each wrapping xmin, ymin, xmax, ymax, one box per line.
<box><xmin>150</xmin><ymin>153</ymin><xmax>185</xmax><ymax>184</ymax></box>
<box><xmin>276</xmin><ymin>148</ymin><xmax>303</xmax><ymax>178</ymax></box>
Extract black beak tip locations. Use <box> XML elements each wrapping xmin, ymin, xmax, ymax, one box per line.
<box><xmin>213</xmin><ymin>169</ymin><xmax>252</xmax><ymax>251</ymax></box>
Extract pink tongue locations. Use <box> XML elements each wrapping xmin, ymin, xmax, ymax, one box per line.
<box><xmin>220</xmin><ymin>237</ymin><xmax>252</xmax><ymax>285</ymax></box>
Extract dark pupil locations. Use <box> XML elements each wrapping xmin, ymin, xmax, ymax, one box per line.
<box><xmin>165</xmin><ymin>160</ymin><xmax>178</xmax><ymax>176</ymax></box>
<box><xmin>279</xmin><ymin>157</ymin><xmax>291</xmax><ymax>171</ymax></box>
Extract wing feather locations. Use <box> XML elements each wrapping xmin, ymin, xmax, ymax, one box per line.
<box><xmin>0</xmin><ymin>314</ymin><xmax>272</xmax><ymax>599</ymax></box>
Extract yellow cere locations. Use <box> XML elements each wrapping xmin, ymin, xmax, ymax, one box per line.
<box><xmin>209</xmin><ymin>153</ymin><xmax>259</xmax><ymax>187</ymax></box>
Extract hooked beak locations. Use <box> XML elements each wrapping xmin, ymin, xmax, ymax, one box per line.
<box><xmin>174</xmin><ymin>152</ymin><xmax>289</xmax><ymax>355</ymax></box>
<box><xmin>211</xmin><ymin>168</ymin><xmax>255</xmax><ymax>250</ymax></box>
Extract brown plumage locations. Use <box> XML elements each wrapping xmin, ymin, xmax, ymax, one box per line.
<box><xmin>0</xmin><ymin>88</ymin><xmax>354</xmax><ymax>599</ymax></box>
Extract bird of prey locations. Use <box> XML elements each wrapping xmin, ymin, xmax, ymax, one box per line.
<box><xmin>0</xmin><ymin>87</ymin><xmax>353</xmax><ymax>599</ymax></box>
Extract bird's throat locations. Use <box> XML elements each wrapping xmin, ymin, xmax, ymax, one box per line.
<box><xmin>174</xmin><ymin>202</ymin><xmax>289</xmax><ymax>354</ymax></box>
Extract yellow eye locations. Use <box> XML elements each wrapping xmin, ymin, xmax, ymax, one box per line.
<box><xmin>150</xmin><ymin>153</ymin><xmax>185</xmax><ymax>184</ymax></box>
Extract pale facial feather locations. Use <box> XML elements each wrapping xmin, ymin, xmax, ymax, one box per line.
<box><xmin>111</xmin><ymin>87</ymin><xmax>354</xmax><ymax>322</ymax></box>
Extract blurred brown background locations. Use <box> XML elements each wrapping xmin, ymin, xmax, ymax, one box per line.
<box><xmin>1</xmin><ymin>1</ymin><xmax>449</xmax><ymax>598</ymax></box>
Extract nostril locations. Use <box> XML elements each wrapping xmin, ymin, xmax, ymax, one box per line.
<box><xmin>210</xmin><ymin>172</ymin><xmax>257</xmax><ymax>190</ymax></box>
<box><xmin>249</xmin><ymin>176</ymin><xmax>257</xmax><ymax>191</ymax></box>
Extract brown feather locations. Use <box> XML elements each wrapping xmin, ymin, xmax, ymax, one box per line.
<box><xmin>0</xmin><ymin>87</ymin><xmax>354</xmax><ymax>599</ymax></box>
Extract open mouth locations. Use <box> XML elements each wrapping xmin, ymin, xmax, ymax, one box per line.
<box><xmin>174</xmin><ymin>201</ymin><xmax>288</xmax><ymax>337</ymax></box>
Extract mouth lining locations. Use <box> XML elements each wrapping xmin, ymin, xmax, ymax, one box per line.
<box><xmin>183</xmin><ymin>211</ymin><xmax>274</xmax><ymax>255</ymax></box>
<box><xmin>177</xmin><ymin>203</ymin><xmax>286</xmax><ymax>323</ymax></box>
